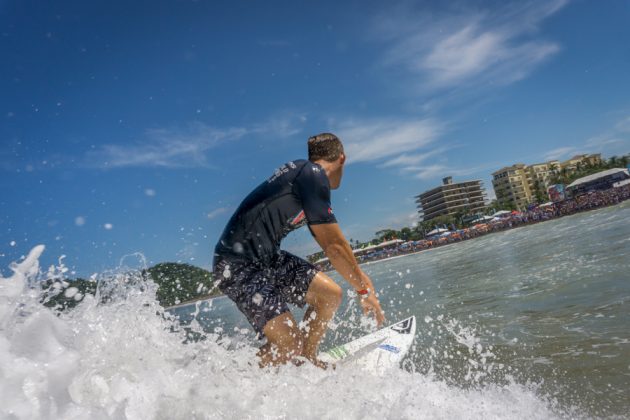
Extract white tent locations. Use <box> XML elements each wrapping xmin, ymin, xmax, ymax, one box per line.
<box><xmin>491</xmin><ymin>210</ymin><xmax>511</xmax><ymax>217</ymax></box>
<box><xmin>471</xmin><ymin>215</ymin><xmax>493</xmax><ymax>223</ymax></box>
<box><xmin>426</xmin><ymin>228</ymin><xmax>449</xmax><ymax>237</ymax></box>
<box><xmin>378</xmin><ymin>239</ymin><xmax>404</xmax><ymax>247</ymax></box>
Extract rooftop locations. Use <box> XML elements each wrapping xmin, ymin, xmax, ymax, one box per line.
<box><xmin>567</xmin><ymin>168</ymin><xmax>629</xmax><ymax>188</ymax></box>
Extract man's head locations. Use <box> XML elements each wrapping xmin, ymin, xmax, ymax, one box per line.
<box><xmin>307</xmin><ymin>133</ymin><xmax>344</xmax><ymax>162</ymax></box>
<box><xmin>307</xmin><ymin>132</ymin><xmax>345</xmax><ymax>190</ymax></box>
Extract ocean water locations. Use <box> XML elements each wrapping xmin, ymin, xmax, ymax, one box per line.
<box><xmin>1</xmin><ymin>201</ymin><xmax>629</xmax><ymax>419</ymax></box>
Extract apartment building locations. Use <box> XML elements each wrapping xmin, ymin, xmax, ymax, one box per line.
<box><xmin>561</xmin><ymin>154</ymin><xmax>602</xmax><ymax>171</ymax></box>
<box><xmin>491</xmin><ymin>164</ymin><xmax>533</xmax><ymax>210</ymax></box>
<box><xmin>492</xmin><ymin>154</ymin><xmax>602</xmax><ymax>209</ymax></box>
<box><xmin>416</xmin><ymin>176</ymin><xmax>486</xmax><ymax>221</ymax></box>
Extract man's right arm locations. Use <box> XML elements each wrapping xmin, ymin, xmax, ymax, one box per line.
<box><xmin>309</xmin><ymin>222</ymin><xmax>385</xmax><ymax>325</ymax></box>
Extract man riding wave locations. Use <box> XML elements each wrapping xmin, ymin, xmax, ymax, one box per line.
<box><xmin>213</xmin><ymin>133</ymin><xmax>384</xmax><ymax>368</ymax></box>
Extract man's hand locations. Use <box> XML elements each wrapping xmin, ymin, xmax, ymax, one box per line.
<box><xmin>359</xmin><ymin>293</ymin><xmax>385</xmax><ymax>326</ymax></box>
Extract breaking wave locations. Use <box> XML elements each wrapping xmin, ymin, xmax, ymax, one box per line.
<box><xmin>0</xmin><ymin>245</ymin><xmax>570</xmax><ymax>419</ymax></box>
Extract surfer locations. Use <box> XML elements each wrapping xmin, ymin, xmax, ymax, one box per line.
<box><xmin>213</xmin><ymin>133</ymin><xmax>385</xmax><ymax>368</ymax></box>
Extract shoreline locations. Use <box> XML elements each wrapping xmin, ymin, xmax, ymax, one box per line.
<box><xmin>320</xmin><ymin>189</ymin><xmax>630</xmax><ymax>272</ymax></box>
<box><xmin>167</xmin><ymin>189</ymin><xmax>630</xmax><ymax>309</ymax></box>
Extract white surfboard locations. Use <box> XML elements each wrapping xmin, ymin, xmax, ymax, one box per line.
<box><xmin>319</xmin><ymin>316</ymin><xmax>416</xmax><ymax>373</ymax></box>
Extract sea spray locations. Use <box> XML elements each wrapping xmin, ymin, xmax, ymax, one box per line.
<box><xmin>0</xmin><ymin>245</ymin><xmax>565</xmax><ymax>419</ymax></box>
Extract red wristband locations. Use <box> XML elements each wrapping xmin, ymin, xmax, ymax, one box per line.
<box><xmin>356</xmin><ymin>289</ymin><xmax>369</xmax><ymax>296</ymax></box>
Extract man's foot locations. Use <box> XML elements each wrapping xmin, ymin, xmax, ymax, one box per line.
<box><xmin>304</xmin><ymin>355</ymin><xmax>336</xmax><ymax>370</ymax></box>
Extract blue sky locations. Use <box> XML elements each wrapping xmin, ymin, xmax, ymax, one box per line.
<box><xmin>1</xmin><ymin>0</ymin><xmax>629</xmax><ymax>277</ymax></box>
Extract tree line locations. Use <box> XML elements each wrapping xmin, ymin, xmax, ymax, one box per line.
<box><xmin>548</xmin><ymin>155</ymin><xmax>629</xmax><ymax>186</ymax></box>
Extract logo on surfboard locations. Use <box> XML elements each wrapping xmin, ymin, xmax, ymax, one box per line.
<box><xmin>390</xmin><ymin>317</ymin><xmax>414</xmax><ymax>335</ymax></box>
<box><xmin>378</xmin><ymin>344</ymin><xmax>401</xmax><ymax>353</ymax></box>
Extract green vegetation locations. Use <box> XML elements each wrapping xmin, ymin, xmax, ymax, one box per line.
<box><xmin>147</xmin><ymin>262</ymin><xmax>220</xmax><ymax>307</ymax></box>
<box><xmin>41</xmin><ymin>262</ymin><xmax>220</xmax><ymax>310</ymax></box>
<box><xmin>41</xmin><ymin>278</ymin><xmax>98</xmax><ymax>311</ymax></box>
<box><xmin>549</xmin><ymin>155</ymin><xmax>630</xmax><ymax>186</ymax></box>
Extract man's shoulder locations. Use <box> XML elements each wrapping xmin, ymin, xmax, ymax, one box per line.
<box><xmin>294</xmin><ymin>159</ymin><xmax>324</xmax><ymax>177</ymax></box>
<box><xmin>283</xmin><ymin>159</ymin><xmax>324</xmax><ymax>180</ymax></box>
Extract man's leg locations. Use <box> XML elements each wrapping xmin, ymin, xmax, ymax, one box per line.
<box><xmin>258</xmin><ymin>311</ymin><xmax>304</xmax><ymax>367</ymax></box>
<box><xmin>301</xmin><ymin>272</ymin><xmax>343</xmax><ymax>366</ymax></box>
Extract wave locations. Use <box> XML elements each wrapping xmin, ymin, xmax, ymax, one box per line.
<box><xmin>0</xmin><ymin>246</ymin><xmax>570</xmax><ymax>419</ymax></box>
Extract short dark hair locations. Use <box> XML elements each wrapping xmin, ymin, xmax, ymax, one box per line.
<box><xmin>307</xmin><ymin>133</ymin><xmax>344</xmax><ymax>162</ymax></box>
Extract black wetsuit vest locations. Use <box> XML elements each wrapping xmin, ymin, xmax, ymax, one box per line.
<box><xmin>214</xmin><ymin>159</ymin><xmax>337</xmax><ymax>264</ymax></box>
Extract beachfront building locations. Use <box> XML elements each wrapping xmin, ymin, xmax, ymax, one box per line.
<box><xmin>527</xmin><ymin>160</ymin><xmax>561</xmax><ymax>199</ymax></box>
<box><xmin>561</xmin><ymin>154</ymin><xmax>603</xmax><ymax>171</ymax></box>
<box><xmin>492</xmin><ymin>154</ymin><xmax>603</xmax><ymax>209</ymax></box>
<box><xmin>415</xmin><ymin>176</ymin><xmax>486</xmax><ymax>221</ymax></box>
<box><xmin>566</xmin><ymin>168</ymin><xmax>630</xmax><ymax>196</ymax></box>
<box><xmin>492</xmin><ymin>164</ymin><xmax>534</xmax><ymax>210</ymax></box>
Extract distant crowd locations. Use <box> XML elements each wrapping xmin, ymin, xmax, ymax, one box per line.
<box><xmin>315</xmin><ymin>184</ymin><xmax>630</xmax><ymax>271</ymax></box>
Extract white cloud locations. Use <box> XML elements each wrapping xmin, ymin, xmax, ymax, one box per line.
<box><xmin>380</xmin><ymin>147</ymin><xmax>448</xmax><ymax>168</ymax></box>
<box><xmin>377</xmin><ymin>0</ymin><xmax>566</xmax><ymax>92</ymax></box>
<box><xmin>543</xmin><ymin>114</ymin><xmax>630</xmax><ymax>161</ymax></box>
<box><xmin>410</xmin><ymin>164</ymin><xmax>451</xmax><ymax>180</ymax></box>
<box><xmin>251</xmin><ymin>113</ymin><xmax>307</xmax><ymax>138</ymax></box>
<box><xmin>543</xmin><ymin>146</ymin><xmax>579</xmax><ymax>161</ymax></box>
<box><xmin>206</xmin><ymin>207</ymin><xmax>231</xmax><ymax>220</ymax></box>
<box><xmin>87</xmin><ymin>122</ymin><xmax>247</xmax><ymax>169</ymax></box>
<box><xmin>336</xmin><ymin>118</ymin><xmax>442</xmax><ymax>164</ymax></box>
<box><xmin>86</xmin><ymin>113</ymin><xmax>307</xmax><ymax>169</ymax></box>
<box><xmin>404</xmin><ymin>164</ymin><xmax>476</xmax><ymax>180</ymax></box>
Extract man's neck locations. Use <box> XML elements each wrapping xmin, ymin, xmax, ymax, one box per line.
<box><xmin>313</xmin><ymin>159</ymin><xmax>333</xmax><ymax>179</ymax></box>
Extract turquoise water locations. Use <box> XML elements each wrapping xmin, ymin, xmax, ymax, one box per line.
<box><xmin>174</xmin><ymin>200</ymin><xmax>630</xmax><ymax>417</ymax></box>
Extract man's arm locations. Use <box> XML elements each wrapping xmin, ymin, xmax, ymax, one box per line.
<box><xmin>309</xmin><ymin>223</ymin><xmax>385</xmax><ymax>325</ymax></box>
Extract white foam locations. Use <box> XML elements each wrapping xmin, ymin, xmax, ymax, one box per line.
<box><xmin>0</xmin><ymin>246</ymin><xmax>564</xmax><ymax>419</ymax></box>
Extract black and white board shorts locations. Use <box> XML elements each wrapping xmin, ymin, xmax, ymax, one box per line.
<box><xmin>213</xmin><ymin>251</ymin><xmax>318</xmax><ymax>338</ymax></box>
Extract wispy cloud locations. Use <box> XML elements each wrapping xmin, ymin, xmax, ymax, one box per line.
<box><xmin>406</xmin><ymin>163</ymin><xmax>490</xmax><ymax>181</ymax></box>
<box><xmin>206</xmin><ymin>207</ymin><xmax>231</xmax><ymax>220</ymax></box>
<box><xmin>335</xmin><ymin>118</ymin><xmax>443</xmax><ymax>164</ymax></box>
<box><xmin>543</xmin><ymin>113</ymin><xmax>630</xmax><ymax>161</ymax></box>
<box><xmin>251</xmin><ymin>112</ymin><xmax>307</xmax><ymax>138</ymax></box>
<box><xmin>376</xmin><ymin>0</ymin><xmax>566</xmax><ymax>92</ymax></box>
<box><xmin>86</xmin><ymin>113</ymin><xmax>307</xmax><ymax>169</ymax></box>
<box><xmin>380</xmin><ymin>146</ymin><xmax>451</xmax><ymax>168</ymax></box>
<box><xmin>543</xmin><ymin>146</ymin><xmax>580</xmax><ymax>161</ymax></box>
<box><xmin>86</xmin><ymin>122</ymin><xmax>247</xmax><ymax>169</ymax></box>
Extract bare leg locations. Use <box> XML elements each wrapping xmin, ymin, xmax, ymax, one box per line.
<box><xmin>258</xmin><ymin>312</ymin><xmax>304</xmax><ymax>367</ymax></box>
<box><xmin>301</xmin><ymin>272</ymin><xmax>342</xmax><ymax>367</ymax></box>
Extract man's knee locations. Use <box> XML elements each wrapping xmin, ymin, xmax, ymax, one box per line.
<box><xmin>328</xmin><ymin>281</ymin><xmax>343</xmax><ymax>309</ymax></box>
<box><xmin>307</xmin><ymin>272</ymin><xmax>343</xmax><ymax>310</ymax></box>
<box><xmin>262</xmin><ymin>313</ymin><xmax>304</xmax><ymax>360</ymax></box>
